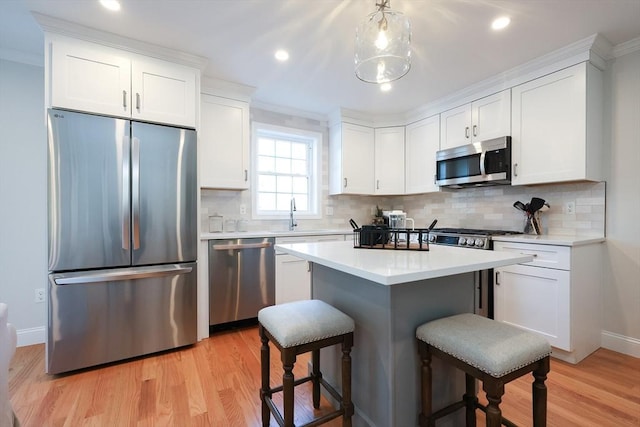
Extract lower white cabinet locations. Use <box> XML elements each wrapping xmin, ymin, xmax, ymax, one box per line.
<box><xmin>494</xmin><ymin>240</ymin><xmax>602</xmax><ymax>364</ymax></box>
<box><xmin>275</xmin><ymin>235</ymin><xmax>347</xmax><ymax>304</ymax></box>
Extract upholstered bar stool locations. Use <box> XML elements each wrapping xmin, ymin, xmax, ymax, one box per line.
<box><xmin>258</xmin><ymin>299</ymin><xmax>355</xmax><ymax>427</ymax></box>
<box><xmin>416</xmin><ymin>313</ymin><xmax>551</xmax><ymax>427</ymax></box>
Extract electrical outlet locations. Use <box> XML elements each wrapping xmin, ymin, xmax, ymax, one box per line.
<box><xmin>35</xmin><ymin>288</ymin><xmax>45</xmax><ymax>303</ymax></box>
<box><xmin>566</xmin><ymin>201</ymin><xmax>576</xmax><ymax>214</ymax></box>
<box><xmin>239</xmin><ymin>204</ymin><xmax>246</xmax><ymax>215</ymax></box>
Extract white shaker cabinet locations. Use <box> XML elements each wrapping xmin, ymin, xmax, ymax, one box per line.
<box><xmin>511</xmin><ymin>62</ymin><xmax>603</xmax><ymax>185</ymax></box>
<box><xmin>405</xmin><ymin>115</ymin><xmax>440</xmax><ymax>194</ymax></box>
<box><xmin>199</xmin><ymin>95</ymin><xmax>250</xmax><ymax>189</ymax></box>
<box><xmin>275</xmin><ymin>235</ymin><xmax>347</xmax><ymax>304</ymax></box>
<box><xmin>329</xmin><ymin>122</ymin><xmax>375</xmax><ymax>195</ymax></box>
<box><xmin>439</xmin><ymin>89</ymin><xmax>511</xmax><ymax>150</ymax></box>
<box><xmin>374</xmin><ymin>126</ymin><xmax>405</xmax><ymax>195</ymax></box>
<box><xmin>49</xmin><ymin>35</ymin><xmax>197</xmax><ymax>128</ymax></box>
<box><xmin>493</xmin><ymin>240</ymin><xmax>602</xmax><ymax>364</ymax></box>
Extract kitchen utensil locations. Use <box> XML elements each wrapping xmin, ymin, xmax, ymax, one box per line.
<box><xmin>349</xmin><ymin>218</ymin><xmax>359</xmax><ymax>230</ymax></box>
<box><xmin>529</xmin><ymin>197</ymin><xmax>546</xmax><ymax>214</ymax></box>
<box><xmin>427</xmin><ymin>219</ymin><xmax>438</xmax><ymax>231</ymax></box>
<box><xmin>532</xmin><ymin>216</ymin><xmax>541</xmax><ymax>234</ymax></box>
<box><xmin>513</xmin><ymin>201</ymin><xmax>526</xmax><ymax>212</ymax></box>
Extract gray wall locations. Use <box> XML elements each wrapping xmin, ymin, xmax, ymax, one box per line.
<box><xmin>0</xmin><ymin>58</ymin><xmax>47</xmax><ymax>344</ymax></box>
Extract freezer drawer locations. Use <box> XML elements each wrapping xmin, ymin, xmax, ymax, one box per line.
<box><xmin>47</xmin><ymin>262</ymin><xmax>197</xmax><ymax>374</ymax></box>
<box><xmin>209</xmin><ymin>238</ymin><xmax>275</xmax><ymax>326</ymax></box>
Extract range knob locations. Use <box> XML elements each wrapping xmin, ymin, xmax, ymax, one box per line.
<box><xmin>428</xmin><ymin>234</ymin><xmax>436</xmax><ymax>243</ymax></box>
<box><xmin>459</xmin><ymin>237</ymin><xmax>467</xmax><ymax>246</ymax></box>
<box><xmin>475</xmin><ymin>238</ymin><xmax>485</xmax><ymax>247</ymax></box>
<box><xmin>467</xmin><ymin>239</ymin><xmax>475</xmax><ymax>246</ymax></box>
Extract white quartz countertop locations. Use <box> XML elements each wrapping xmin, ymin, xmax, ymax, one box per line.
<box><xmin>200</xmin><ymin>229</ymin><xmax>353</xmax><ymax>240</ymax></box>
<box><xmin>275</xmin><ymin>241</ymin><xmax>533</xmax><ymax>285</ymax></box>
<box><xmin>492</xmin><ymin>234</ymin><xmax>605</xmax><ymax>246</ymax></box>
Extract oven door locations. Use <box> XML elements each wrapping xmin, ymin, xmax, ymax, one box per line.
<box><xmin>474</xmin><ymin>269</ymin><xmax>493</xmax><ymax>318</ymax></box>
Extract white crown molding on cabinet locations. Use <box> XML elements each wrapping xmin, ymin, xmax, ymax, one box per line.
<box><xmin>404</xmin><ymin>33</ymin><xmax>613</xmax><ymax>125</ymax></box>
<box><xmin>251</xmin><ymin>100</ymin><xmax>329</xmax><ymax>124</ymax></box>
<box><xmin>201</xmin><ymin>76</ymin><xmax>255</xmax><ymax>103</ymax></box>
<box><xmin>0</xmin><ymin>46</ymin><xmax>43</xmax><ymax>67</ymax></box>
<box><xmin>612</xmin><ymin>36</ymin><xmax>640</xmax><ymax>58</ymax></box>
<box><xmin>32</xmin><ymin>12</ymin><xmax>209</xmax><ymax>71</ymax></box>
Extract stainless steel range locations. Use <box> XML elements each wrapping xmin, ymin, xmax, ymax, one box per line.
<box><xmin>427</xmin><ymin>228</ymin><xmax>522</xmax><ymax>318</ymax></box>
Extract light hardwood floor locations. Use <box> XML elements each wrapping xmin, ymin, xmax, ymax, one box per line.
<box><xmin>8</xmin><ymin>324</ymin><xmax>640</xmax><ymax>426</ymax></box>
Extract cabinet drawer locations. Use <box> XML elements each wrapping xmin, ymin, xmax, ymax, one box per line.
<box><xmin>494</xmin><ymin>241</ymin><xmax>570</xmax><ymax>270</ymax></box>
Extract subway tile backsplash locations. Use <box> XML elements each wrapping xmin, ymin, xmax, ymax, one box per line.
<box><xmin>201</xmin><ymin>181</ymin><xmax>605</xmax><ymax>237</ymax></box>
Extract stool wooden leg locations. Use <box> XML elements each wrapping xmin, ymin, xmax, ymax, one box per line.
<box><xmin>417</xmin><ymin>341</ymin><xmax>433</xmax><ymax>427</ymax></box>
<box><xmin>532</xmin><ymin>356</ymin><xmax>550</xmax><ymax>427</ymax></box>
<box><xmin>464</xmin><ymin>373</ymin><xmax>477</xmax><ymax>426</ymax></box>
<box><xmin>259</xmin><ymin>326</ymin><xmax>271</xmax><ymax>427</ymax></box>
<box><xmin>482</xmin><ymin>380</ymin><xmax>504</xmax><ymax>427</ymax></box>
<box><xmin>341</xmin><ymin>333</ymin><xmax>354</xmax><ymax>427</ymax></box>
<box><xmin>312</xmin><ymin>349</ymin><xmax>321</xmax><ymax>409</ymax></box>
<box><xmin>282</xmin><ymin>349</ymin><xmax>296</xmax><ymax>427</ymax></box>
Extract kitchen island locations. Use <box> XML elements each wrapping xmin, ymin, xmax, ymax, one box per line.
<box><xmin>274</xmin><ymin>241</ymin><xmax>533</xmax><ymax>427</ymax></box>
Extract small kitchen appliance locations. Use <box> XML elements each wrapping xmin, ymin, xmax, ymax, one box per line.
<box><xmin>383</xmin><ymin>210</ymin><xmax>414</xmax><ymax>230</ymax></box>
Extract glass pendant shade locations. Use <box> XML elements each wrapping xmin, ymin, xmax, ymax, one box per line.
<box><xmin>355</xmin><ymin>5</ymin><xmax>411</xmax><ymax>84</ymax></box>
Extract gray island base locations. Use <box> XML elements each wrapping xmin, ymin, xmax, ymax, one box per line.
<box><xmin>274</xmin><ymin>241</ymin><xmax>533</xmax><ymax>427</ymax></box>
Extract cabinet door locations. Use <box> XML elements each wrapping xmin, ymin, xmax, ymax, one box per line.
<box><xmin>50</xmin><ymin>38</ymin><xmax>131</xmax><ymax>118</ymax></box>
<box><xmin>275</xmin><ymin>254</ymin><xmax>311</xmax><ymax>304</ymax></box>
<box><xmin>200</xmin><ymin>95</ymin><xmax>249</xmax><ymax>189</ymax></box>
<box><xmin>374</xmin><ymin>127</ymin><xmax>405</xmax><ymax>194</ymax></box>
<box><xmin>511</xmin><ymin>63</ymin><xmax>590</xmax><ymax>185</ymax></box>
<box><xmin>340</xmin><ymin>123</ymin><xmax>375</xmax><ymax>194</ymax></box>
<box><xmin>494</xmin><ymin>264</ymin><xmax>571</xmax><ymax>350</ymax></box>
<box><xmin>131</xmin><ymin>56</ymin><xmax>197</xmax><ymax>128</ymax></box>
<box><xmin>405</xmin><ymin>115</ymin><xmax>440</xmax><ymax>194</ymax></box>
<box><xmin>440</xmin><ymin>103</ymin><xmax>472</xmax><ymax>149</ymax></box>
<box><xmin>471</xmin><ymin>89</ymin><xmax>511</xmax><ymax>142</ymax></box>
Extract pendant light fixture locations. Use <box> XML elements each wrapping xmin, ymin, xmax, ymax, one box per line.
<box><xmin>355</xmin><ymin>0</ymin><xmax>412</xmax><ymax>84</ymax></box>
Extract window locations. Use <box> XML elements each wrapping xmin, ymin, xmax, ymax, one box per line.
<box><xmin>252</xmin><ymin>122</ymin><xmax>322</xmax><ymax>219</ymax></box>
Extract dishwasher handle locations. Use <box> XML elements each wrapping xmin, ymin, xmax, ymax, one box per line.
<box><xmin>212</xmin><ymin>242</ymin><xmax>273</xmax><ymax>251</ymax></box>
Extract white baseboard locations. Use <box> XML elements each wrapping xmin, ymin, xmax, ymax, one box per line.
<box><xmin>16</xmin><ymin>326</ymin><xmax>45</xmax><ymax>347</ymax></box>
<box><xmin>601</xmin><ymin>330</ymin><xmax>640</xmax><ymax>358</ymax></box>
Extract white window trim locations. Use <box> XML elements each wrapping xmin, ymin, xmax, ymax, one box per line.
<box><xmin>251</xmin><ymin>121</ymin><xmax>322</xmax><ymax>220</ymax></box>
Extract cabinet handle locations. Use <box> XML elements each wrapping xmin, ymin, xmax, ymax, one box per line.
<box><xmin>307</xmin><ymin>261</ymin><xmax>311</xmax><ymax>272</ymax></box>
<box><xmin>244</xmin><ymin>169</ymin><xmax>248</xmax><ymax>181</ymax></box>
<box><xmin>376</xmin><ymin>179</ymin><xmax>380</xmax><ymax>190</ymax></box>
<box><xmin>495</xmin><ymin>271</ymin><xmax>500</xmax><ymax>285</ymax></box>
<box><xmin>520</xmin><ymin>252</ymin><xmax>538</xmax><ymax>257</ymax></box>
<box><xmin>122</xmin><ymin>90</ymin><xmax>127</xmax><ymax>109</ymax></box>
<box><xmin>136</xmin><ymin>93</ymin><xmax>141</xmax><ymax>111</ymax></box>
<box><xmin>344</xmin><ymin>178</ymin><xmax>347</xmax><ymax>188</ymax></box>
<box><xmin>434</xmin><ymin>174</ymin><xmax>436</xmax><ymax>185</ymax></box>
<box><xmin>514</xmin><ymin>163</ymin><xmax>518</xmax><ymax>177</ymax></box>
<box><xmin>465</xmin><ymin>126</ymin><xmax>470</xmax><ymax>139</ymax></box>
<box><xmin>473</xmin><ymin>125</ymin><xmax>477</xmax><ymax>137</ymax></box>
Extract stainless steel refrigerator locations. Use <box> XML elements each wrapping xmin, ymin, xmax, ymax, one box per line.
<box><xmin>46</xmin><ymin>108</ymin><xmax>197</xmax><ymax>374</ymax></box>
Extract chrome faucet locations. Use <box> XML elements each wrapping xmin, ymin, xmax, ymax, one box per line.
<box><xmin>289</xmin><ymin>197</ymin><xmax>297</xmax><ymax>231</ymax></box>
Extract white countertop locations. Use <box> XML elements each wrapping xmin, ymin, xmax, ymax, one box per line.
<box><xmin>275</xmin><ymin>241</ymin><xmax>533</xmax><ymax>285</ymax></box>
<box><xmin>493</xmin><ymin>234</ymin><xmax>605</xmax><ymax>246</ymax></box>
<box><xmin>200</xmin><ymin>229</ymin><xmax>353</xmax><ymax>240</ymax></box>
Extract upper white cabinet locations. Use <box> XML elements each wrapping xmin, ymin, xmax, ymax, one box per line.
<box><xmin>405</xmin><ymin>115</ymin><xmax>440</xmax><ymax>194</ymax></box>
<box><xmin>511</xmin><ymin>62</ymin><xmax>603</xmax><ymax>185</ymax></box>
<box><xmin>200</xmin><ymin>95</ymin><xmax>250</xmax><ymax>189</ymax></box>
<box><xmin>49</xmin><ymin>35</ymin><xmax>197</xmax><ymax>128</ymax></box>
<box><xmin>329</xmin><ymin>122</ymin><xmax>375</xmax><ymax>195</ymax></box>
<box><xmin>374</xmin><ymin>127</ymin><xmax>405</xmax><ymax>195</ymax></box>
<box><xmin>440</xmin><ymin>89</ymin><xmax>511</xmax><ymax>150</ymax></box>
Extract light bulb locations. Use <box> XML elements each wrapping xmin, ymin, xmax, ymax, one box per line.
<box><xmin>375</xmin><ymin>30</ymin><xmax>389</xmax><ymax>50</ymax></box>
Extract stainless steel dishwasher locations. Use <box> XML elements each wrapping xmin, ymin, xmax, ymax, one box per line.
<box><xmin>209</xmin><ymin>237</ymin><xmax>275</xmax><ymax>326</ymax></box>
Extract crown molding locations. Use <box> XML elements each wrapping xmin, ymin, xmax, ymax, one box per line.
<box><xmin>613</xmin><ymin>36</ymin><xmax>640</xmax><ymax>58</ymax></box>
<box><xmin>0</xmin><ymin>47</ymin><xmax>43</xmax><ymax>67</ymax></box>
<box><xmin>201</xmin><ymin>76</ymin><xmax>255</xmax><ymax>102</ymax></box>
<box><xmin>250</xmin><ymin>101</ymin><xmax>328</xmax><ymax>124</ymax></box>
<box><xmin>32</xmin><ymin>12</ymin><xmax>209</xmax><ymax>71</ymax></box>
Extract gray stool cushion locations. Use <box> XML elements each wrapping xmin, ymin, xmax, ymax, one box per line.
<box><xmin>416</xmin><ymin>313</ymin><xmax>551</xmax><ymax>377</ymax></box>
<box><xmin>259</xmin><ymin>300</ymin><xmax>354</xmax><ymax>348</ymax></box>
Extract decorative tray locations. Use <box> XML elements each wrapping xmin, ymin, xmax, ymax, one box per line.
<box><xmin>353</xmin><ymin>227</ymin><xmax>430</xmax><ymax>251</ymax></box>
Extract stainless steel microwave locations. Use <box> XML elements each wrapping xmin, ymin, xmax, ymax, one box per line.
<box><xmin>435</xmin><ymin>136</ymin><xmax>511</xmax><ymax>189</ymax></box>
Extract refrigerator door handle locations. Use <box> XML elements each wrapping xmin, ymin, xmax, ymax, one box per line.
<box><xmin>132</xmin><ymin>136</ymin><xmax>141</xmax><ymax>250</ymax></box>
<box><xmin>122</xmin><ymin>135</ymin><xmax>131</xmax><ymax>250</ymax></box>
<box><xmin>53</xmin><ymin>265</ymin><xmax>193</xmax><ymax>285</ymax></box>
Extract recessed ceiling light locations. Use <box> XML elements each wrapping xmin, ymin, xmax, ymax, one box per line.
<box><xmin>274</xmin><ymin>50</ymin><xmax>289</xmax><ymax>62</ymax></box>
<box><xmin>491</xmin><ymin>16</ymin><xmax>511</xmax><ymax>31</ymax></box>
<box><xmin>99</xmin><ymin>0</ymin><xmax>121</xmax><ymax>11</ymax></box>
<box><xmin>380</xmin><ymin>83</ymin><xmax>392</xmax><ymax>92</ymax></box>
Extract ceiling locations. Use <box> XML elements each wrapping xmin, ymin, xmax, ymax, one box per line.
<box><xmin>1</xmin><ymin>0</ymin><xmax>639</xmax><ymax>117</ymax></box>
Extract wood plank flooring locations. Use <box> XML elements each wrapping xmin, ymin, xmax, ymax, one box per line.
<box><xmin>8</xmin><ymin>323</ymin><xmax>640</xmax><ymax>426</ymax></box>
